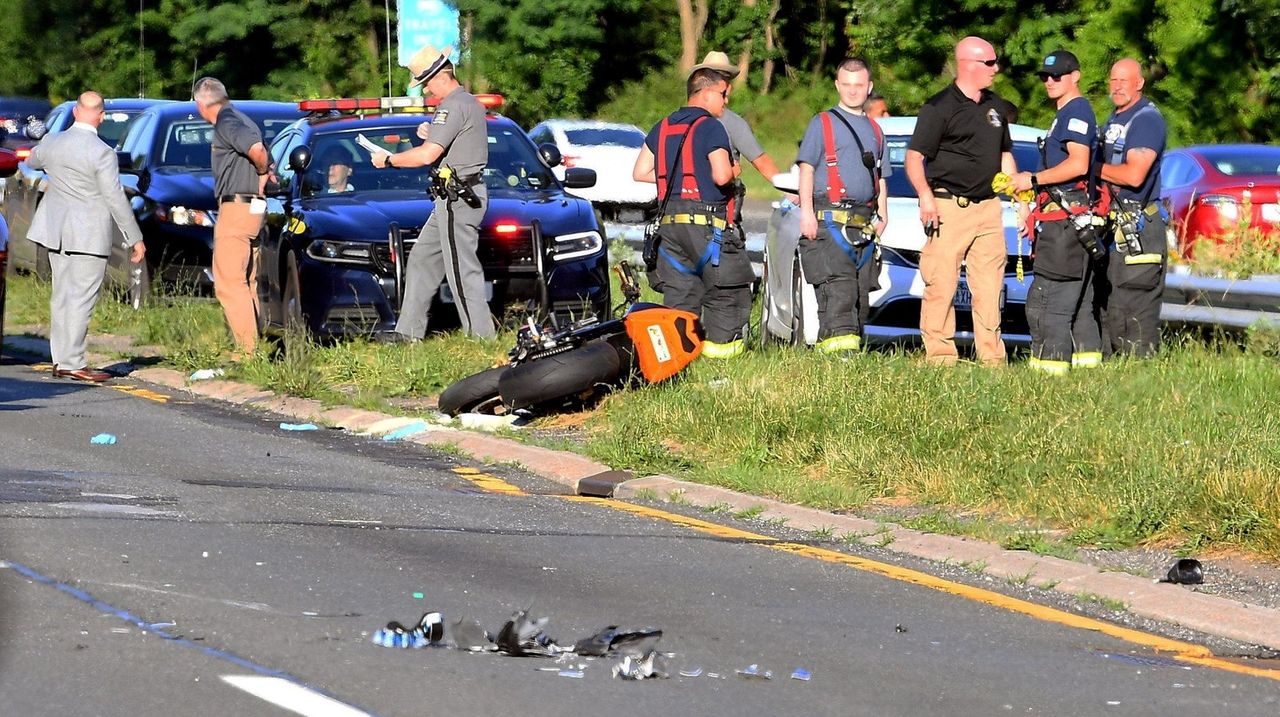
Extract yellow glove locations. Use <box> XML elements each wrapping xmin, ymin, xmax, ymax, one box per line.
<box><xmin>992</xmin><ymin>172</ymin><xmax>1034</xmax><ymax>203</ymax></box>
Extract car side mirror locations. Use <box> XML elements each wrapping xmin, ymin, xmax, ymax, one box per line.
<box><xmin>289</xmin><ymin>146</ymin><xmax>312</xmax><ymax>173</ymax></box>
<box><xmin>538</xmin><ymin>143</ymin><xmax>562</xmax><ymax>168</ymax></box>
<box><xmin>116</xmin><ymin>151</ymin><xmax>135</xmax><ymax>173</ymax></box>
<box><xmin>563</xmin><ymin>167</ymin><xmax>596</xmax><ymax>189</ymax></box>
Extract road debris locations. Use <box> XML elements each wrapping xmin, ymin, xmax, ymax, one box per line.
<box><xmin>279</xmin><ymin>422</ymin><xmax>319</xmax><ymax>431</ymax></box>
<box><xmin>1161</xmin><ymin>558</ymin><xmax>1204</xmax><ymax>585</ymax></box>
<box><xmin>613</xmin><ymin>651</ymin><xmax>668</xmax><ymax>680</ymax></box>
<box><xmin>189</xmin><ymin>368</ymin><xmax>225</xmax><ymax>381</ymax></box>
<box><xmin>737</xmin><ymin>663</ymin><xmax>772</xmax><ymax>680</ymax></box>
<box><xmin>790</xmin><ymin>667</ymin><xmax>812</xmax><ymax>681</ymax></box>
<box><xmin>381</xmin><ymin>421</ymin><xmax>429</xmax><ymax>441</ymax></box>
<box><xmin>90</xmin><ymin>433</ymin><xmax>117</xmax><ymax>445</ymax></box>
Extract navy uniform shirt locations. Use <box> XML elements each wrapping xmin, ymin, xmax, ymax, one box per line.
<box><xmin>644</xmin><ymin>107</ymin><xmax>733</xmax><ymax>206</ymax></box>
<box><xmin>1101</xmin><ymin>96</ymin><xmax>1165</xmax><ymax>203</ymax></box>
<box><xmin>908</xmin><ymin>83</ymin><xmax>1013</xmax><ymax>201</ymax></box>
<box><xmin>796</xmin><ymin>107</ymin><xmax>892</xmax><ymax>207</ymax></box>
<box><xmin>212</xmin><ymin>104</ymin><xmax>264</xmax><ymax>199</ymax></box>
<box><xmin>1040</xmin><ymin>96</ymin><xmax>1096</xmax><ymax>190</ymax></box>
<box><xmin>428</xmin><ymin>86</ymin><xmax>488</xmax><ymax>178</ymax></box>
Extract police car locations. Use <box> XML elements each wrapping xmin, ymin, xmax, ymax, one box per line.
<box><xmin>760</xmin><ymin>116</ymin><xmax>1045</xmax><ymax>348</ymax></box>
<box><xmin>258</xmin><ymin>95</ymin><xmax>609</xmax><ymax>338</ymax></box>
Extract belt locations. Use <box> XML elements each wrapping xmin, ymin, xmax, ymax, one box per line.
<box><xmin>931</xmin><ymin>188</ymin><xmax>986</xmax><ymax>207</ymax></box>
<box><xmin>816</xmin><ymin>209</ymin><xmax>871</xmax><ymax>227</ymax></box>
<box><xmin>1116</xmin><ymin>198</ymin><xmax>1162</xmax><ymax>217</ymax></box>
<box><xmin>660</xmin><ymin>213</ymin><xmax>729</xmax><ymax>229</ymax></box>
<box><xmin>220</xmin><ymin>193</ymin><xmax>261</xmax><ymax>204</ymax></box>
<box><xmin>458</xmin><ymin>174</ymin><xmax>483</xmax><ymax>187</ymax></box>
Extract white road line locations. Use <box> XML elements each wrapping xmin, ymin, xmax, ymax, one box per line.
<box><xmin>220</xmin><ymin>675</ymin><xmax>372</xmax><ymax>717</ymax></box>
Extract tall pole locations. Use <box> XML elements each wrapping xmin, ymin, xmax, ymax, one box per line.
<box><xmin>385</xmin><ymin>0</ymin><xmax>394</xmax><ymax>96</ymax></box>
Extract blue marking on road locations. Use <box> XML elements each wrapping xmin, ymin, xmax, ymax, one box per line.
<box><xmin>4</xmin><ymin>558</ymin><xmax>383</xmax><ymax>716</ymax></box>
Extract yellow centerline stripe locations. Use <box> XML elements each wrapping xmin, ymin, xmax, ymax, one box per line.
<box><xmin>447</xmin><ymin>469</ymin><xmax>1279</xmax><ymax>681</ymax></box>
<box><xmin>109</xmin><ymin>385</ymin><xmax>169</xmax><ymax>403</ymax></box>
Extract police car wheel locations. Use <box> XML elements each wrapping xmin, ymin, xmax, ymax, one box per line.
<box><xmin>758</xmin><ymin>255</ymin><xmax>776</xmax><ymax>348</ymax></box>
<box><xmin>498</xmin><ymin>341</ymin><xmax>622</xmax><ymax>411</ymax></box>
<box><xmin>283</xmin><ymin>251</ymin><xmax>308</xmax><ymax>339</ymax></box>
<box><xmin>438</xmin><ymin>365</ymin><xmax>509</xmax><ymax>416</ymax></box>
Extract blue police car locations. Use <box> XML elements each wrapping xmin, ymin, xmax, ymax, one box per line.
<box><xmin>257</xmin><ymin>95</ymin><xmax>609</xmax><ymax>338</ymax></box>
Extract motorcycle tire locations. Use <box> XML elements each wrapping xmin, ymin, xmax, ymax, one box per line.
<box><xmin>438</xmin><ymin>365</ymin><xmax>509</xmax><ymax>416</ymax></box>
<box><xmin>498</xmin><ymin>341</ymin><xmax>623</xmax><ymax>411</ymax></box>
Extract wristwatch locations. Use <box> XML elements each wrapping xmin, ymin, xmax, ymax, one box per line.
<box><xmin>383</xmin><ymin>153</ymin><xmax>394</xmax><ymax>169</ymax></box>
<box><xmin>1030</xmin><ymin>173</ymin><xmax>1038</xmax><ymax>186</ymax></box>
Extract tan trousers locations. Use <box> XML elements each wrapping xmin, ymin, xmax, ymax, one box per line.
<box><xmin>919</xmin><ymin>196</ymin><xmax>1007</xmax><ymax>366</ymax></box>
<box><xmin>213</xmin><ymin>201</ymin><xmax>264</xmax><ymax>353</ymax></box>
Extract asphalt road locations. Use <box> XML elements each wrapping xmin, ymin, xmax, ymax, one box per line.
<box><xmin>1</xmin><ymin>355</ymin><xmax>1278</xmax><ymax>716</ymax></box>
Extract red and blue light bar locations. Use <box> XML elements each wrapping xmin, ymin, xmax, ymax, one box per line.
<box><xmin>298</xmin><ymin>94</ymin><xmax>505</xmax><ymax>113</ymax></box>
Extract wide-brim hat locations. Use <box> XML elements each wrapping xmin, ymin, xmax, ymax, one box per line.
<box><xmin>689</xmin><ymin>51</ymin><xmax>739</xmax><ymax>80</ymax></box>
<box><xmin>407</xmin><ymin>45</ymin><xmax>454</xmax><ymax>88</ymax></box>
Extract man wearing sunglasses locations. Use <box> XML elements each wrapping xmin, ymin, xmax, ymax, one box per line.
<box><xmin>795</xmin><ymin>57</ymin><xmax>890</xmax><ymax>354</ymax></box>
<box><xmin>1009</xmin><ymin>50</ymin><xmax>1103</xmax><ymax>375</ymax></box>
<box><xmin>906</xmin><ymin>36</ymin><xmax>1017</xmax><ymax>367</ymax></box>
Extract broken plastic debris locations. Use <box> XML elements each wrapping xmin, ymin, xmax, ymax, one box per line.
<box><xmin>558</xmin><ymin>669</ymin><xmax>585</xmax><ymax>678</ymax></box>
<box><xmin>279</xmin><ymin>422</ymin><xmax>319</xmax><ymax>431</ymax></box>
<box><xmin>679</xmin><ymin>667</ymin><xmax>703</xmax><ymax>678</ymax></box>
<box><xmin>573</xmin><ymin>626</ymin><xmax>663</xmax><ymax>657</ymax></box>
<box><xmin>495</xmin><ymin>608</ymin><xmax>560</xmax><ymax>656</ymax></box>
<box><xmin>412</xmin><ymin>592</ymin><xmax>425</xmax><ymax>600</ymax></box>
<box><xmin>449</xmin><ymin>616</ymin><xmax>494</xmax><ymax>651</ymax></box>
<box><xmin>790</xmin><ymin>667</ymin><xmax>812</xmax><ymax>681</ymax></box>
<box><xmin>612</xmin><ymin>651</ymin><xmax>668</xmax><ymax>680</ymax></box>
<box><xmin>373</xmin><ymin>611</ymin><xmax>445</xmax><ymax>648</ymax></box>
<box><xmin>189</xmin><ymin>368</ymin><xmax>225</xmax><ymax>381</ymax></box>
<box><xmin>895</xmin><ymin>624</ymin><xmax>908</xmax><ymax>633</ymax></box>
<box><xmin>90</xmin><ymin>433</ymin><xmax>117</xmax><ymax>445</ymax></box>
<box><xmin>382</xmin><ymin>421</ymin><xmax>429</xmax><ymax>441</ymax></box>
<box><xmin>736</xmin><ymin>663</ymin><xmax>772</xmax><ymax>680</ymax></box>
<box><xmin>1160</xmin><ymin>558</ymin><xmax>1204</xmax><ymax>585</ymax></box>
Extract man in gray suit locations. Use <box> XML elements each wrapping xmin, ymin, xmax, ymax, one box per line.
<box><xmin>27</xmin><ymin>91</ymin><xmax>146</xmax><ymax>382</ymax></box>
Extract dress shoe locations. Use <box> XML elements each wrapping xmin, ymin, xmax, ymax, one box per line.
<box><xmin>53</xmin><ymin>366</ymin><xmax>113</xmax><ymax>383</ymax></box>
<box><xmin>374</xmin><ymin>331</ymin><xmax>420</xmax><ymax>345</ymax></box>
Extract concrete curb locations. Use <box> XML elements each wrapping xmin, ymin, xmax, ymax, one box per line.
<box><xmin>7</xmin><ymin>331</ymin><xmax>1279</xmax><ymax>650</ymax></box>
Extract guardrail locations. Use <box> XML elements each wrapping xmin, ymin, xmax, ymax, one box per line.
<box><xmin>1161</xmin><ymin>272</ymin><xmax>1280</xmax><ymax>330</ymax></box>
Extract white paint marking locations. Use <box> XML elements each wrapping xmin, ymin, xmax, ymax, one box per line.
<box><xmin>221</xmin><ymin>675</ymin><xmax>371</xmax><ymax>717</ymax></box>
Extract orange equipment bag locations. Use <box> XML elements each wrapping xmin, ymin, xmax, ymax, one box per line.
<box><xmin>622</xmin><ymin>305</ymin><xmax>705</xmax><ymax>384</ymax></box>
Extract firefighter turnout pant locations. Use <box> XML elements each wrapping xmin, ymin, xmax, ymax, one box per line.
<box><xmin>1099</xmin><ymin>209</ymin><xmax>1167</xmax><ymax>358</ymax></box>
<box><xmin>1025</xmin><ymin>220</ymin><xmax>1102</xmax><ymax>374</ymax></box>
<box><xmin>799</xmin><ymin>220</ymin><xmax>878</xmax><ymax>353</ymax></box>
<box><xmin>651</xmin><ymin>220</ymin><xmax>753</xmax><ymax>358</ymax></box>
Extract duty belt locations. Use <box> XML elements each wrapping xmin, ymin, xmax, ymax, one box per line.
<box><xmin>660</xmin><ymin>213</ymin><xmax>729</xmax><ymax>230</ymax></box>
<box><xmin>816</xmin><ymin>209</ymin><xmax>872</xmax><ymax>227</ymax></box>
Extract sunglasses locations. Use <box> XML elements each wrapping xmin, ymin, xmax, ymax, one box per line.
<box><xmin>1038</xmin><ymin>72</ymin><xmax>1066</xmax><ymax>82</ymax></box>
<box><xmin>967</xmin><ymin>57</ymin><xmax>999</xmax><ymax>67</ymax></box>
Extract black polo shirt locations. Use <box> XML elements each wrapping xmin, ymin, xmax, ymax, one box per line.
<box><xmin>908</xmin><ymin>83</ymin><xmax>1013</xmax><ymax>201</ymax></box>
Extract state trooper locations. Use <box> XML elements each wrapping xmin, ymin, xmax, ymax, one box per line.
<box><xmin>632</xmin><ymin>68</ymin><xmax>750</xmax><ymax>358</ymax></box>
<box><xmin>1097</xmin><ymin>58</ymin><xmax>1167</xmax><ymax>357</ymax></box>
<box><xmin>795</xmin><ymin>57</ymin><xmax>889</xmax><ymax>353</ymax></box>
<box><xmin>1010</xmin><ymin>50</ymin><xmax>1103</xmax><ymax>374</ymax></box>
<box><xmin>370</xmin><ymin>44</ymin><xmax>496</xmax><ymax>341</ymax></box>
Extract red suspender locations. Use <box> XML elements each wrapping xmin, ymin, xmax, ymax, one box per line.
<box><xmin>819</xmin><ymin>112</ymin><xmax>846</xmax><ymax>205</ymax></box>
<box><xmin>656</xmin><ymin>113</ymin><xmax>733</xmax><ymax>219</ymax></box>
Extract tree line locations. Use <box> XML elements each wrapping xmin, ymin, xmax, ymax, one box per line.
<box><xmin>1</xmin><ymin>0</ymin><xmax>1277</xmax><ymax>146</ymax></box>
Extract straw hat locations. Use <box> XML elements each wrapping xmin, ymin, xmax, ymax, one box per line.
<box><xmin>406</xmin><ymin>45</ymin><xmax>454</xmax><ymax>88</ymax></box>
<box><xmin>688</xmin><ymin>51</ymin><xmax>739</xmax><ymax>79</ymax></box>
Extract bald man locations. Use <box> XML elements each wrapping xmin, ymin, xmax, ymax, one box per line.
<box><xmin>906</xmin><ymin>36</ymin><xmax>1017</xmax><ymax>367</ymax></box>
<box><xmin>1097</xmin><ymin>58</ymin><xmax>1167</xmax><ymax>357</ymax></box>
<box><xmin>26</xmin><ymin>91</ymin><xmax>146</xmax><ymax>382</ymax></box>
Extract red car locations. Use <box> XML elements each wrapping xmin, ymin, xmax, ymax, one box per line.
<box><xmin>1161</xmin><ymin>144</ymin><xmax>1280</xmax><ymax>258</ymax></box>
<box><xmin>0</xmin><ymin>146</ymin><xmax>17</xmax><ymax>176</ymax></box>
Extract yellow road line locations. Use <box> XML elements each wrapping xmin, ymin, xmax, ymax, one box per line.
<box><xmin>109</xmin><ymin>385</ymin><xmax>169</xmax><ymax>403</ymax></box>
<box><xmin>446</xmin><ymin>468</ymin><xmax>1279</xmax><ymax>680</ymax></box>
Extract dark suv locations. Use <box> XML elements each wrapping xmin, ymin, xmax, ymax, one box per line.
<box><xmin>257</xmin><ymin>95</ymin><xmax>609</xmax><ymax>338</ymax></box>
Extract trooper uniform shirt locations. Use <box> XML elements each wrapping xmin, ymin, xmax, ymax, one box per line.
<box><xmin>796</xmin><ymin>107</ymin><xmax>892</xmax><ymax>208</ymax></box>
<box><xmin>428</xmin><ymin>86</ymin><xmax>488</xmax><ymax>177</ymax></box>
<box><xmin>1102</xmin><ymin>96</ymin><xmax>1165</xmax><ymax>203</ymax></box>
<box><xmin>909</xmin><ymin>84</ymin><xmax>1012</xmax><ymax>200</ymax></box>
<box><xmin>643</xmin><ymin>107</ymin><xmax>733</xmax><ymax>208</ymax></box>
<box><xmin>212</xmin><ymin>104</ymin><xmax>264</xmax><ymax>199</ymax></box>
<box><xmin>718</xmin><ymin>109</ymin><xmax>763</xmax><ymax>167</ymax></box>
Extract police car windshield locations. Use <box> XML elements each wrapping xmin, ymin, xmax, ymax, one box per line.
<box><xmin>156</xmin><ymin>117</ymin><xmax>299</xmax><ymax>169</ymax></box>
<box><xmin>305</xmin><ymin>124</ymin><xmax>557</xmax><ymax>195</ymax></box>
<box><xmin>883</xmin><ymin>137</ymin><xmax>1041</xmax><ymax>198</ymax></box>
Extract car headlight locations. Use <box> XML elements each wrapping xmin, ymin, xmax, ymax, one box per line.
<box><xmin>155</xmin><ymin>204</ymin><xmax>214</xmax><ymax>227</ymax></box>
<box><xmin>306</xmin><ymin>239</ymin><xmax>372</xmax><ymax>264</ymax></box>
<box><xmin>551</xmin><ymin>230</ymin><xmax>603</xmax><ymax>261</ymax></box>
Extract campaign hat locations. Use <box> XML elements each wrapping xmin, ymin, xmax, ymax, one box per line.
<box><xmin>407</xmin><ymin>45</ymin><xmax>454</xmax><ymax>88</ymax></box>
<box><xmin>689</xmin><ymin>51</ymin><xmax>739</xmax><ymax>80</ymax></box>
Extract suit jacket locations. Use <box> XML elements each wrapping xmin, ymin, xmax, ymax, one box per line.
<box><xmin>27</xmin><ymin>124</ymin><xmax>143</xmax><ymax>255</ymax></box>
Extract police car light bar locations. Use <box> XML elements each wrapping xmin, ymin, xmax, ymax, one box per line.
<box><xmin>297</xmin><ymin>94</ymin><xmax>505</xmax><ymax>113</ymax></box>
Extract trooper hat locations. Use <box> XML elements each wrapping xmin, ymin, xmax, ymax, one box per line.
<box><xmin>1038</xmin><ymin>50</ymin><xmax>1080</xmax><ymax>77</ymax></box>
<box><xmin>689</xmin><ymin>51</ymin><xmax>739</xmax><ymax>80</ymax></box>
<box><xmin>407</xmin><ymin>44</ymin><xmax>454</xmax><ymax>88</ymax></box>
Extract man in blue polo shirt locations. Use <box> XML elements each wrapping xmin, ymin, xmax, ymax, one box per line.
<box><xmin>1097</xmin><ymin>58</ymin><xmax>1167</xmax><ymax>357</ymax></box>
<box><xmin>632</xmin><ymin>69</ymin><xmax>748</xmax><ymax>359</ymax></box>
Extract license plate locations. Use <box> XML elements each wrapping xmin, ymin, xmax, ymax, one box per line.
<box><xmin>440</xmin><ymin>281</ymin><xmax>495</xmax><ymax>304</ymax></box>
<box><xmin>954</xmin><ymin>281</ymin><xmax>1006</xmax><ymax>311</ymax></box>
<box><xmin>1262</xmin><ymin>204</ymin><xmax>1280</xmax><ymax>222</ymax></box>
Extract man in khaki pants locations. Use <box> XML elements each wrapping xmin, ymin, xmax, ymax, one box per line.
<box><xmin>905</xmin><ymin>36</ymin><xmax>1018</xmax><ymax>366</ymax></box>
<box><xmin>194</xmin><ymin>77</ymin><xmax>272</xmax><ymax>358</ymax></box>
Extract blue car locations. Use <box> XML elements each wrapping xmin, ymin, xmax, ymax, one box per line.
<box><xmin>256</xmin><ymin>95</ymin><xmax>609</xmax><ymax>339</ymax></box>
<box><xmin>114</xmin><ymin>100</ymin><xmax>305</xmax><ymax>292</ymax></box>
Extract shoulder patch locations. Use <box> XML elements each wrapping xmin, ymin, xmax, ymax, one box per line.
<box><xmin>432</xmin><ymin>108</ymin><xmax>450</xmax><ymax>126</ymax></box>
<box><xmin>1067</xmin><ymin>118</ymin><xmax>1089</xmax><ymax>135</ymax></box>
<box><xmin>986</xmin><ymin>108</ymin><xmax>1003</xmax><ymax>128</ymax></box>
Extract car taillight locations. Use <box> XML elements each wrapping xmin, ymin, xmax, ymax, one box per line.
<box><xmin>15</xmin><ymin>148</ymin><xmax>30</xmax><ymax>161</ymax></box>
<box><xmin>1198</xmin><ymin>194</ymin><xmax>1239</xmax><ymax>220</ymax></box>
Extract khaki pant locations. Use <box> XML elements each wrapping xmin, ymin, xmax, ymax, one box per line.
<box><xmin>213</xmin><ymin>201</ymin><xmax>264</xmax><ymax>353</ymax></box>
<box><xmin>920</xmin><ymin>196</ymin><xmax>1006</xmax><ymax>365</ymax></box>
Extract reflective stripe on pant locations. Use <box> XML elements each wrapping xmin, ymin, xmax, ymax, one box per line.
<box><xmin>395</xmin><ymin>186</ymin><xmax>496</xmax><ymax>340</ymax></box>
<box><xmin>213</xmin><ymin>201</ymin><xmax>264</xmax><ymax>353</ymax></box>
<box><xmin>799</xmin><ymin>221</ymin><xmax>877</xmax><ymax>346</ymax></box>
<box><xmin>1099</xmin><ymin>212</ymin><xmax>1166</xmax><ymax>358</ymax></box>
<box><xmin>652</xmin><ymin>222</ymin><xmax>752</xmax><ymax>344</ymax></box>
<box><xmin>920</xmin><ymin>196</ymin><xmax>1006</xmax><ymax>365</ymax></box>
<box><xmin>1025</xmin><ymin>263</ymin><xmax>1099</xmax><ymax>372</ymax></box>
